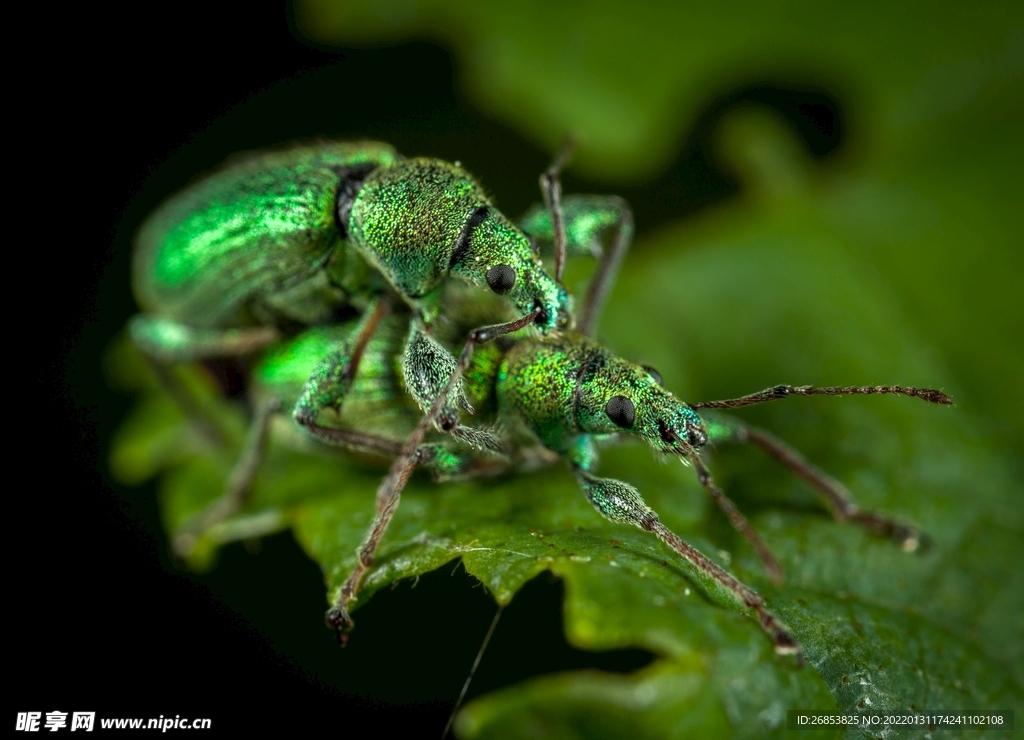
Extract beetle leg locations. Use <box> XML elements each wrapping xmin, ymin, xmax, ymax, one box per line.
<box><xmin>325</xmin><ymin>309</ymin><xmax>540</xmax><ymax>641</ymax></box>
<box><xmin>400</xmin><ymin>319</ymin><xmax>474</xmax><ymax>427</ymax></box>
<box><xmin>570</xmin><ymin>464</ymin><xmax>800</xmax><ymax>657</ymax></box>
<box><xmin>128</xmin><ymin>315</ymin><xmax>279</xmax><ymax>363</ymax></box>
<box><xmin>685</xmin><ymin>454</ymin><xmax>784</xmax><ymax>582</ymax></box>
<box><xmin>539</xmin><ymin>138</ymin><xmax>576</xmax><ymax>283</ymax></box>
<box><xmin>518</xmin><ymin>195</ymin><xmax>633</xmax><ymax>336</ymax></box>
<box><xmin>173</xmin><ymin>395</ymin><xmax>281</xmax><ymax>557</ymax></box>
<box><xmin>292</xmin><ymin>296</ymin><xmax>390</xmax><ymax>428</ymax></box>
<box><xmin>399</xmin><ymin>319</ymin><xmax>509</xmax><ymax>455</ymax></box>
<box><xmin>298</xmin><ymin>423</ymin><xmax>507</xmax><ymax>480</ymax></box>
<box><xmin>702</xmin><ymin>412</ymin><xmax>923</xmax><ymax>551</ymax></box>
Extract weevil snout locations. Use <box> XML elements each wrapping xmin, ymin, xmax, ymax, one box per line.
<box><xmin>563</xmin><ymin>343</ymin><xmax>708</xmax><ymax>455</ymax></box>
<box><xmin>655</xmin><ymin>411</ymin><xmax>707</xmax><ymax>455</ymax></box>
<box><xmin>528</xmin><ymin>283</ymin><xmax>571</xmax><ymax>332</ymax></box>
<box><xmin>532</xmin><ymin>286</ymin><xmax>572</xmax><ymax>331</ymax></box>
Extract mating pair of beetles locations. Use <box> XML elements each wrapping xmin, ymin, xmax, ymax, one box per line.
<box><xmin>130</xmin><ymin>140</ymin><xmax>951</xmax><ymax>656</ymax></box>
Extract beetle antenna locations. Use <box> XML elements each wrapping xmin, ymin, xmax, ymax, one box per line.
<box><xmin>692</xmin><ymin>384</ymin><xmax>953</xmax><ymax>410</ymax></box>
<box><xmin>442</xmin><ymin>605</ymin><xmax>504</xmax><ymax>739</ymax></box>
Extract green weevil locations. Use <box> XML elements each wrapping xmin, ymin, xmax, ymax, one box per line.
<box><xmin>226</xmin><ymin>302</ymin><xmax>950</xmax><ymax>653</ymax></box>
<box><xmin>129</xmin><ymin>139</ymin><xmax>632</xmax><ymax>472</ymax></box>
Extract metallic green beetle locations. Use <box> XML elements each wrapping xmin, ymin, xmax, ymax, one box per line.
<box><xmin>129</xmin><ymin>140</ymin><xmax>632</xmax><ymax>450</ymax></box>
<box><xmin>179</xmin><ymin>306</ymin><xmax>949</xmax><ymax>654</ymax></box>
<box><xmin>136</xmin><ymin>141</ymin><xmax>950</xmax><ymax>654</ymax></box>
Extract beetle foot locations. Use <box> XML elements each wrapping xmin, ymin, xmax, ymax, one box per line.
<box><xmin>325</xmin><ymin>606</ymin><xmax>354</xmax><ymax>645</ymax></box>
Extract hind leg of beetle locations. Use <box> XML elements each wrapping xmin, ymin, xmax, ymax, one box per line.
<box><xmin>568</xmin><ymin>453</ymin><xmax>799</xmax><ymax>656</ymax></box>
<box><xmin>130</xmin><ymin>315</ymin><xmax>282</xmax><ymax>445</ymax></box>
<box><xmin>152</xmin><ymin>299</ymin><xmax>388</xmax><ymax>556</ymax></box>
<box><xmin>292</xmin><ymin>297</ymin><xmax>389</xmax><ymax>435</ymax></box>
<box><xmin>325</xmin><ymin>310</ymin><xmax>540</xmax><ymax>640</ymax></box>
<box><xmin>173</xmin><ymin>395</ymin><xmax>282</xmax><ymax>557</ymax></box>
<box><xmin>324</xmin><ymin>432</ymin><xmax>430</xmax><ymax>642</ymax></box>
<box><xmin>702</xmin><ymin>413</ymin><xmax>922</xmax><ymax>551</ymax></box>
<box><xmin>129</xmin><ymin>315</ymin><xmax>280</xmax><ymax>363</ymax></box>
<box><xmin>518</xmin><ymin>195</ymin><xmax>633</xmax><ymax>336</ymax></box>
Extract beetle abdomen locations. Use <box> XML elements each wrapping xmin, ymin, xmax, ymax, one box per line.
<box><xmin>133</xmin><ymin>141</ymin><xmax>400</xmax><ymax>326</ymax></box>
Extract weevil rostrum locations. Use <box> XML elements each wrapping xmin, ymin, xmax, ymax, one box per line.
<box><xmin>127</xmin><ymin>139</ymin><xmax>951</xmax><ymax>657</ymax></box>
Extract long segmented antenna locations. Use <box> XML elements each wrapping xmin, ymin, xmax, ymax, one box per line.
<box><xmin>540</xmin><ymin>138</ymin><xmax>576</xmax><ymax>283</ymax></box>
<box><xmin>692</xmin><ymin>384</ymin><xmax>953</xmax><ymax>410</ymax></box>
<box><xmin>442</xmin><ymin>605</ymin><xmax>504</xmax><ymax>739</ymax></box>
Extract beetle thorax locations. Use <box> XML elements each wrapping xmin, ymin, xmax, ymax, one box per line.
<box><xmin>347</xmin><ymin>158</ymin><xmax>487</xmax><ymax>301</ymax></box>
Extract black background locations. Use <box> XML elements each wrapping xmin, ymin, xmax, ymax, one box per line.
<box><xmin>22</xmin><ymin>1</ymin><xmax>843</xmax><ymax>733</ymax></box>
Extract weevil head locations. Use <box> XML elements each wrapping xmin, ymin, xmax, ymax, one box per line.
<box><xmin>347</xmin><ymin>158</ymin><xmax>569</xmax><ymax>331</ymax></box>
<box><xmin>448</xmin><ymin>208</ymin><xmax>570</xmax><ymax>332</ymax></box>
<box><xmin>572</xmin><ymin>346</ymin><xmax>707</xmax><ymax>456</ymax></box>
<box><xmin>498</xmin><ymin>335</ymin><xmax>706</xmax><ymax>454</ymax></box>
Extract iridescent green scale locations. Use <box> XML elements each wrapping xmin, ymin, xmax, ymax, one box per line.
<box><xmin>134</xmin><ymin>142</ymin><xmax>400</xmax><ymax>326</ymax></box>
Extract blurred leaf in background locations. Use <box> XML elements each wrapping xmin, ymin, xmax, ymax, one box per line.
<box><xmin>114</xmin><ymin>1</ymin><xmax>1022</xmax><ymax>737</ymax></box>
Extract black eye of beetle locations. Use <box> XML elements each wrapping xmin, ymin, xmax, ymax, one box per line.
<box><xmin>641</xmin><ymin>365</ymin><xmax>662</xmax><ymax>385</ymax></box>
<box><xmin>486</xmin><ymin>264</ymin><xmax>516</xmax><ymax>294</ymax></box>
<box><xmin>605</xmin><ymin>395</ymin><xmax>635</xmax><ymax>428</ymax></box>
<box><xmin>687</xmin><ymin>427</ymin><xmax>707</xmax><ymax>447</ymax></box>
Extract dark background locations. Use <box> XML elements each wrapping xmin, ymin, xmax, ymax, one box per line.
<box><xmin>23</xmin><ymin>2</ymin><xmax>845</xmax><ymax>732</ymax></box>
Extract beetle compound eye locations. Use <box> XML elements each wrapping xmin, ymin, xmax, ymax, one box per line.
<box><xmin>641</xmin><ymin>365</ymin><xmax>662</xmax><ymax>385</ymax></box>
<box><xmin>687</xmin><ymin>427</ymin><xmax>707</xmax><ymax>447</ymax></box>
<box><xmin>486</xmin><ymin>264</ymin><xmax>516</xmax><ymax>294</ymax></box>
<box><xmin>605</xmin><ymin>395</ymin><xmax>635</xmax><ymax>428</ymax></box>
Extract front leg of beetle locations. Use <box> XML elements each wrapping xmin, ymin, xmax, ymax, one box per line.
<box><xmin>400</xmin><ymin>320</ymin><xmax>507</xmax><ymax>454</ymax></box>
<box><xmin>567</xmin><ymin>437</ymin><xmax>800</xmax><ymax>656</ymax></box>
<box><xmin>519</xmin><ymin>194</ymin><xmax>633</xmax><ymax>336</ymax></box>
<box><xmin>326</xmin><ymin>310</ymin><xmax>539</xmax><ymax>640</ymax></box>
<box><xmin>702</xmin><ymin>412</ymin><xmax>922</xmax><ymax>551</ymax></box>
<box><xmin>293</xmin><ymin>297</ymin><xmax>389</xmax><ymax>433</ymax></box>
<box><xmin>401</xmin><ymin>319</ymin><xmax>472</xmax><ymax>429</ymax></box>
